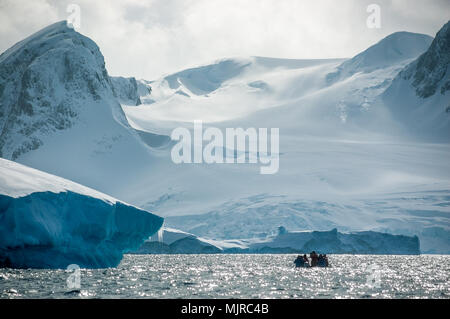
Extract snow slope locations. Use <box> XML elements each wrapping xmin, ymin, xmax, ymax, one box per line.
<box><xmin>124</xmin><ymin>56</ymin><xmax>344</xmax><ymax>125</ymax></box>
<box><xmin>0</xmin><ymin>158</ymin><xmax>163</xmax><ymax>268</ymax></box>
<box><xmin>327</xmin><ymin>32</ymin><xmax>433</xmax><ymax>82</ymax></box>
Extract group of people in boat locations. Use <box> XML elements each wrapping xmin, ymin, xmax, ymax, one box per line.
<box><xmin>294</xmin><ymin>251</ymin><xmax>329</xmax><ymax>268</ymax></box>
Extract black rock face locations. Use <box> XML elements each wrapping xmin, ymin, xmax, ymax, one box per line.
<box><xmin>401</xmin><ymin>21</ymin><xmax>450</xmax><ymax>98</ymax></box>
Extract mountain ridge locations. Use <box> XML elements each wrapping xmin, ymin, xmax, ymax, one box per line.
<box><xmin>394</xmin><ymin>21</ymin><xmax>450</xmax><ymax>98</ymax></box>
<box><xmin>326</xmin><ymin>31</ymin><xmax>433</xmax><ymax>83</ymax></box>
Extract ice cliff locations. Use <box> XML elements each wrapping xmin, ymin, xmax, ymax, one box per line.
<box><xmin>132</xmin><ymin>227</ymin><xmax>420</xmax><ymax>255</ymax></box>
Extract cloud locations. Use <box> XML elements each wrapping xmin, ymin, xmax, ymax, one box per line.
<box><xmin>0</xmin><ymin>0</ymin><xmax>449</xmax><ymax>80</ymax></box>
<box><xmin>0</xmin><ymin>0</ymin><xmax>59</xmax><ymax>48</ymax></box>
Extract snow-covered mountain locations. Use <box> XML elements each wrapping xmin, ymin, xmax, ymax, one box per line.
<box><xmin>398</xmin><ymin>22</ymin><xmax>450</xmax><ymax>99</ymax></box>
<box><xmin>383</xmin><ymin>21</ymin><xmax>450</xmax><ymax>140</ymax></box>
<box><xmin>1</xmin><ymin>21</ymin><xmax>449</xmax><ymax>255</ymax></box>
<box><xmin>0</xmin><ymin>158</ymin><xmax>163</xmax><ymax>268</ymax></box>
<box><xmin>0</xmin><ymin>21</ymin><xmax>153</xmax><ymax>195</ymax></box>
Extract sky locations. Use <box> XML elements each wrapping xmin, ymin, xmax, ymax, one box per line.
<box><xmin>0</xmin><ymin>0</ymin><xmax>449</xmax><ymax>80</ymax></box>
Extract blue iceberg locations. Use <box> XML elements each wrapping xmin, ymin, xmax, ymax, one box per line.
<box><xmin>0</xmin><ymin>158</ymin><xmax>163</xmax><ymax>268</ymax></box>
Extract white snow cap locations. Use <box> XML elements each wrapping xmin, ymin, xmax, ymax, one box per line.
<box><xmin>0</xmin><ymin>158</ymin><xmax>115</xmax><ymax>202</ymax></box>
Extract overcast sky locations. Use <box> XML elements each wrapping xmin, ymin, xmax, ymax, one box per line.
<box><xmin>1</xmin><ymin>0</ymin><xmax>449</xmax><ymax>80</ymax></box>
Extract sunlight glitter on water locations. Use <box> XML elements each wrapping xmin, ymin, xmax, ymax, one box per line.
<box><xmin>0</xmin><ymin>254</ymin><xmax>448</xmax><ymax>299</ymax></box>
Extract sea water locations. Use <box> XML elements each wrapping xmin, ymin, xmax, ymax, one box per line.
<box><xmin>0</xmin><ymin>254</ymin><xmax>448</xmax><ymax>299</ymax></box>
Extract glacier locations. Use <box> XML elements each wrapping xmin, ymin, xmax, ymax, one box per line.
<box><xmin>0</xmin><ymin>158</ymin><xmax>163</xmax><ymax>268</ymax></box>
<box><xmin>123</xmin><ymin>24</ymin><xmax>449</xmax><ymax>254</ymax></box>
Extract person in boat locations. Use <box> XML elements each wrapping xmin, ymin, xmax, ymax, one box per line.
<box><xmin>294</xmin><ymin>255</ymin><xmax>306</xmax><ymax>267</ymax></box>
<box><xmin>318</xmin><ymin>254</ymin><xmax>326</xmax><ymax>267</ymax></box>
<box><xmin>294</xmin><ymin>255</ymin><xmax>305</xmax><ymax>267</ymax></box>
<box><xmin>323</xmin><ymin>254</ymin><xmax>329</xmax><ymax>267</ymax></box>
<box><xmin>303</xmin><ymin>254</ymin><xmax>309</xmax><ymax>265</ymax></box>
<box><xmin>294</xmin><ymin>254</ymin><xmax>311</xmax><ymax>267</ymax></box>
<box><xmin>310</xmin><ymin>251</ymin><xmax>319</xmax><ymax>267</ymax></box>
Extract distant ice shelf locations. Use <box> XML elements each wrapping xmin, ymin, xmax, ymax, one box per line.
<box><xmin>131</xmin><ymin>227</ymin><xmax>420</xmax><ymax>255</ymax></box>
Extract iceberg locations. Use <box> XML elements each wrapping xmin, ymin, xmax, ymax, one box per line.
<box><xmin>248</xmin><ymin>228</ymin><xmax>420</xmax><ymax>255</ymax></box>
<box><xmin>0</xmin><ymin>158</ymin><xmax>163</xmax><ymax>268</ymax></box>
